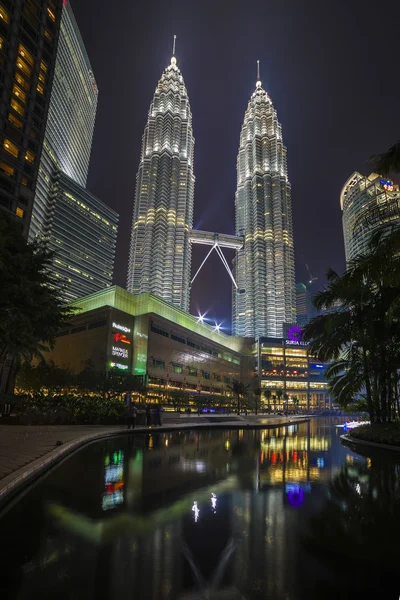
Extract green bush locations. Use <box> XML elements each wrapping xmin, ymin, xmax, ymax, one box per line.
<box><xmin>9</xmin><ymin>392</ymin><xmax>127</xmax><ymax>425</ymax></box>
<box><xmin>350</xmin><ymin>423</ymin><xmax>400</xmax><ymax>447</ymax></box>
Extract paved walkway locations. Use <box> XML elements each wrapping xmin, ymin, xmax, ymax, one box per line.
<box><xmin>0</xmin><ymin>415</ymin><xmax>308</xmax><ymax>499</ymax></box>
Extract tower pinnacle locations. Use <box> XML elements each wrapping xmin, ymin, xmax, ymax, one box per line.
<box><xmin>171</xmin><ymin>34</ymin><xmax>177</xmax><ymax>66</ymax></box>
<box><xmin>256</xmin><ymin>59</ymin><xmax>261</xmax><ymax>88</ymax></box>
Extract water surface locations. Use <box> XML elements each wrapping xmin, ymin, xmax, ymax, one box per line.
<box><xmin>1</xmin><ymin>418</ymin><xmax>399</xmax><ymax>600</ymax></box>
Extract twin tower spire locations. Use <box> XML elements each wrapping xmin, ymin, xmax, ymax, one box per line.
<box><xmin>127</xmin><ymin>39</ymin><xmax>295</xmax><ymax>339</ymax></box>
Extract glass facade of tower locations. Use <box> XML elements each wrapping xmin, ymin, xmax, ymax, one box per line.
<box><xmin>47</xmin><ymin>171</ymin><xmax>118</xmax><ymax>303</ymax></box>
<box><xmin>127</xmin><ymin>54</ymin><xmax>195</xmax><ymax>312</ymax></box>
<box><xmin>296</xmin><ymin>282</ymin><xmax>312</xmax><ymax>326</ymax></box>
<box><xmin>233</xmin><ymin>77</ymin><xmax>295</xmax><ymax>339</ymax></box>
<box><xmin>29</xmin><ymin>0</ymin><xmax>98</xmax><ymax>241</ymax></box>
<box><xmin>0</xmin><ymin>0</ymin><xmax>63</xmax><ymax>237</ymax></box>
<box><xmin>341</xmin><ymin>171</ymin><xmax>400</xmax><ymax>264</ymax></box>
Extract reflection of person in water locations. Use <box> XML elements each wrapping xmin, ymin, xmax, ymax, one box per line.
<box><xmin>154</xmin><ymin>404</ymin><xmax>162</xmax><ymax>426</ymax></box>
<box><xmin>146</xmin><ymin>404</ymin><xmax>152</xmax><ymax>427</ymax></box>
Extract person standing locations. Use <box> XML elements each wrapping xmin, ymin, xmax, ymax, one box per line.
<box><xmin>127</xmin><ymin>403</ymin><xmax>138</xmax><ymax>430</ymax></box>
<box><xmin>146</xmin><ymin>404</ymin><xmax>152</xmax><ymax>427</ymax></box>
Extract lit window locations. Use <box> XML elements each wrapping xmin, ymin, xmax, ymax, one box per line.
<box><xmin>21</xmin><ymin>176</ymin><xmax>29</xmax><ymax>186</ymax></box>
<box><xmin>44</xmin><ymin>29</ymin><xmax>52</xmax><ymax>41</ymax></box>
<box><xmin>12</xmin><ymin>84</ymin><xmax>27</xmax><ymax>104</ymax></box>
<box><xmin>0</xmin><ymin>5</ymin><xmax>9</xmax><ymax>24</ymax></box>
<box><xmin>0</xmin><ymin>36</ymin><xmax>3</xmax><ymax>50</ymax></box>
<box><xmin>25</xmin><ymin>150</ymin><xmax>35</xmax><ymax>163</ymax></box>
<box><xmin>10</xmin><ymin>98</ymin><xmax>25</xmax><ymax>116</ymax></box>
<box><xmin>36</xmin><ymin>83</ymin><xmax>44</xmax><ymax>95</ymax></box>
<box><xmin>3</xmin><ymin>138</ymin><xmax>19</xmax><ymax>158</ymax></box>
<box><xmin>40</xmin><ymin>60</ymin><xmax>48</xmax><ymax>73</ymax></box>
<box><xmin>15</xmin><ymin>207</ymin><xmax>24</xmax><ymax>218</ymax></box>
<box><xmin>8</xmin><ymin>113</ymin><xmax>23</xmax><ymax>129</ymax></box>
<box><xmin>0</xmin><ymin>162</ymin><xmax>15</xmax><ymax>177</ymax></box>
<box><xmin>47</xmin><ymin>7</ymin><xmax>55</xmax><ymax>21</ymax></box>
<box><xmin>15</xmin><ymin>72</ymin><xmax>30</xmax><ymax>91</ymax></box>
<box><xmin>16</xmin><ymin>58</ymin><xmax>31</xmax><ymax>78</ymax></box>
<box><xmin>18</xmin><ymin>44</ymin><xmax>34</xmax><ymax>66</ymax></box>
<box><xmin>38</xmin><ymin>71</ymin><xmax>45</xmax><ymax>83</ymax></box>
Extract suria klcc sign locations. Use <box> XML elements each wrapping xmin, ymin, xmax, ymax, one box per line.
<box><xmin>286</xmin><ymin>325</ymin><xmax>308</xmax><ymax>346</ymax></box>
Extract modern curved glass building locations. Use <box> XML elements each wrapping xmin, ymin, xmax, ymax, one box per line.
<box><xmin>127</xmin><ymin>49</ymin><xmax>195</xmax><ymax>312</ymax></box>
<box><xmin>340</xmin><ymin>171</ymin><xmax>400</xmax><ymax>263</ymax></box>
<box><xmin>232</xmin><ymin>70</ymin><xmax>295</xmax><ymax>339</ymax></box>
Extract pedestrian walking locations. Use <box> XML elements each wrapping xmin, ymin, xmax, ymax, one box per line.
<box><xmin>155</xmin><ymin>404</ymin><xmax>162</xmax><ymax>426</ymax></box>
<box><xmin>127</xmin><ymin>403</ymin><xmax>138</xmax><ymax>430</ymax></box>
<box><xmin>146</xmin><ymin>404</ymin><xmax>152</xmax><ymax>427</ymax></box>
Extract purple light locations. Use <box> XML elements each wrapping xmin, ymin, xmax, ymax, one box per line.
<box><xmin>287</xmin><ymin>485</ymin><xmax>305</xmax><ymax>508</ymax></box>
<box><xmin>287</xmin><ymin>325</ymin><xmax>303</xmax><ymax>342</ymax></box>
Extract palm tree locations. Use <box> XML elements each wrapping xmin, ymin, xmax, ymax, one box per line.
<box><xmin>370</xmin><ymin>139</ymin><xmax>400</xmax><ymax>176</ymax></box>
<box><xmin>228</xmin><ymin>380</ymin><xmax>250</xmax><ymax>414</ymax></box>
<box><xmin>263</xmin><ymin>389</ymin><xmax>272</xmax><ymax>412</ymax></box>
<box><xmin>253</xmin><ymin>387</ymin><xmax>262</xmax><ymax>414</ymax></box>
<box><xmin>276</xmin><ymin>389</ymin><xmax>283</xmax><ymax>410</ymax></box>
<box><xmin>303</xmin><ymin>228</ymin><xmax>400</xmax><ymax>423</ymax></box>
<box><xmin>0</xmin><ymin>212</ymin><xmax>74</xmax><ymax>394</ymax></box>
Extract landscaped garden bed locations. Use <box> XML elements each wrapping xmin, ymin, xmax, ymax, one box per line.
<box><xmin>350</xmin><ymin>423</ymin><xmax>400</xmax><ymax>447</ymax></box>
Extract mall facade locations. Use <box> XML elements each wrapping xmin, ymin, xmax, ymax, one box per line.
<box><xmin>44</xmin><ymin>286</ymin><xmax>330</xmax><ymax>409</ymax></box>
<box><xmin>254</xmin><ymin>337</ymin><xmax>330</xmax><ymax>411</ymax></box>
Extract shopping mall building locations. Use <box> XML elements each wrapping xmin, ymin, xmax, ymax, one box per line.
<box><xmin>44</xmin><ymin>286</ymin><xmax>330</xmax><ymax>410</ymax></box>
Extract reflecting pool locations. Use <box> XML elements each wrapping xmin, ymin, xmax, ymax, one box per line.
<box><xmin>1</xmin><ymin>418</ymin><xmax>399</xmax><ymax>599</ymax></box>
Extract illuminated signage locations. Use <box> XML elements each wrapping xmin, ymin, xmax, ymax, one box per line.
<box><xmin>112</xmin><ymin>322</ymin><xmax>131</xmax><ymax>334</ymax></box>
<box><xmin>113</xmin><ymin>332</ymin><xmax>131</xmax><ymax>344</ymax></box>
<box><xmin>112</xmin><ymin>346</ymin><xmax>128</xmax><ymax>358</ymax></box>
<box><xmin>110</xmin><ymin>362</ymin><xmax>128</xmax><ymax>370</ymax></box>
<box><xmin>285</xmin><ymin>339</ymin><xmax>308</xmax><ymax>347</ymax></box>
<box><xmin>380</xmin><ymin>178</ymin><xmax>394</xmax><ymax>192</ymax></box>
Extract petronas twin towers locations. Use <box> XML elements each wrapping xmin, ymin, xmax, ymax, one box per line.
<box><xmin>127</xmin><ymin>45</ymin><xmax>295</xmax><ymax>339</ymax></box>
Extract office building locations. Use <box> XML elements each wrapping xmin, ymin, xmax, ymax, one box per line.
<box><xmin>127</xmin><ymin>44</ymin><xmax>195</xmax><ymax>312</ymax></box>
<box><xmin>28</xmin><ymin>0</ymin><xmax>98</xmax><ymax>241</ymax></box>
<box><xmin>296</xmin><ymin>282</ymin><xmax>313</xmax><ymax>326</ymax></box>
<box><xmin>341</xmin><ymin>171</ymin><xmax>400</xmax><ymax>263</ymax></box>
<box><xmin>46</xmin><ymin>171</ymin><xmax>118</xmax><ymax>303</ymax></box>
<box><xmin>254</xmin><ymin>337</ymin><xmax>330</xmax><ymax>411</ymax></box>
<box><xmin>233</xmin><ymin>64</ymin><xmax>295</xmax><ymax>339</ymax></box>
<box><xmin>0</xmin><ymin>0</ymin><xmax>63</xmax><ymax>236</ymax></box>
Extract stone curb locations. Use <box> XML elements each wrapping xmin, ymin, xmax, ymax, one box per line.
<box><xmin>0</xmin><ymin>417</ymin><xmax>308</xmax><ymax>509</ymax></box>
<box><xmin>340</xmin><ymin>433</ymin><xmax>400</xmax><ymax>453</ymax></box>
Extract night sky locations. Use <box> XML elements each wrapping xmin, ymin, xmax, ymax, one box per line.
<box><xmin>73</xmin><ymin>0</ymin><xmax>399</xmax><ymax>332</ymax></box>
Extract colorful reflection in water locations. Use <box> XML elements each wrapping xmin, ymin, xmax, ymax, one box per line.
<box><xmin>0</xmin><ymin>418</ymin><xmax>399</xmax><ymax>600</ymax></box>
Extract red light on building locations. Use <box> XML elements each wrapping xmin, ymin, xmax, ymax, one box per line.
<box><xmin>113</xmin><ymin>332</ymin><xmax>131</xmax><ymax>344</ymax></box>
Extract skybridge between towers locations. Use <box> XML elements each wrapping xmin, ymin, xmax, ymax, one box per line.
<box><xmin>189</xmin><ymin>230</ymin><xmax>244</xmax><ymax>289</ymax></box>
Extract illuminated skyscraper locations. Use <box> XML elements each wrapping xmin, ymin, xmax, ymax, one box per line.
<box><xmin>232</xmin><ymin>63</ymin><xmax>295</xmax><ymax>338</ymax></box>
<box><xmin>340</xmin><ymin>171</ymin><xmax>400</xmax><ymax>263</ymax></box>
<box><xmin>127</xmin><ymin>40</ymin><xmax>195</xmax><ymax>311</ymax></box>
<box><xmin>29</xmin><ymin>0</ymin><xmax>98</xmax><ymax>241</ymax></box>
<box><xmin>0</xmin><ymin>0</ymin><xmax>63</xmax><ymax>236</ymax></box>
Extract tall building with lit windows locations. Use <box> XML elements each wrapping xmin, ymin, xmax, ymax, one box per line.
<box><xmin>127</xmin><ymin>46</ymin><xmax>195</xmax><ymax>312</ymax></box>
<box><xmin>29</xmin><ymin>0</ymin><xmax>98</xmax><ymax>241</ymax></box>
<box><xmin>0</xmin><ymin>0</ymin><xmax>63</xmax><ymax>236</ymax></box>
<box><xmin>232</xmin><ymin>67</ymin><xmax>295</xmax><ymax>338</ymax></box>
<box><xmin>340</xmin><ymin>171</ymin><xmax>400</xmax><ymax>264</ymax></box>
